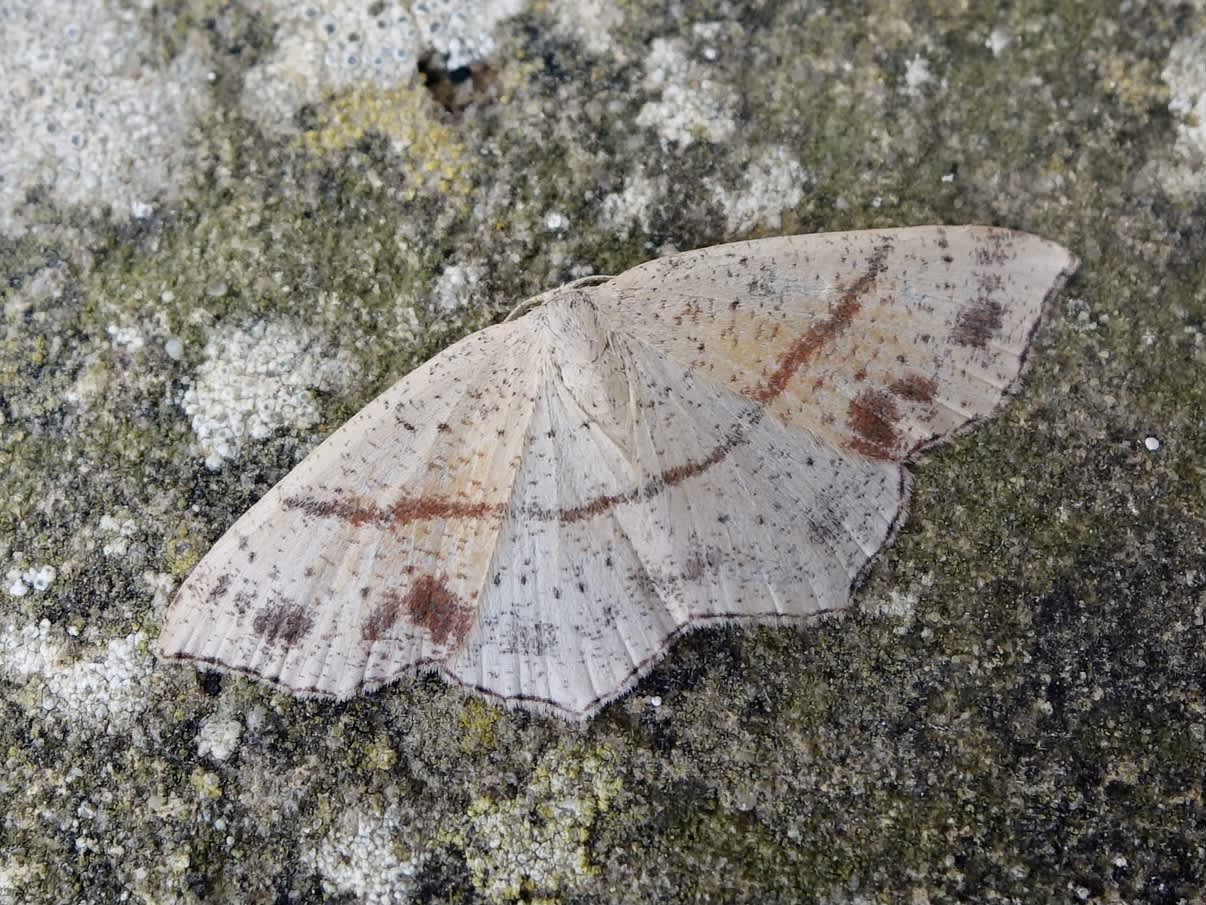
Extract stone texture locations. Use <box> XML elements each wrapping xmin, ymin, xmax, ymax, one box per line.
<box><xmin>1</xmin><ymin>0</ymin><xmax>1203</xmax><ymax>903</ymax></box>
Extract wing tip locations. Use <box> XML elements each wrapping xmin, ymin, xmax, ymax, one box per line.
<box><xmin>899</xmin><ymin>229</ymin><xmax>1077</xmax><ymax>461</ymax></box>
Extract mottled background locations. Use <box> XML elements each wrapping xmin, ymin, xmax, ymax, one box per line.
<box><xmin>1</xmin><ymin>1</ymin><xmax>1204</xmax><ymax>903</ymax></box>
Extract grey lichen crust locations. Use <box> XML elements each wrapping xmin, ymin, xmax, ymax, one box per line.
<box><xmin>1</xmin><ymin>1</ymin><xmax>1204</xmax><ymax>904</ymax></box>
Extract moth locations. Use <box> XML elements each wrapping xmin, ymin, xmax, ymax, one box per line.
<box><xmin>158</xmin><ymin>226</ymin><xmax>1077</xmax><ymax>720</ymax></box>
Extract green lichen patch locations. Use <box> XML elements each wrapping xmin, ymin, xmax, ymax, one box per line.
<box><xmin>300</xmin><ymin>83</ymin><xmax>477</xmax><ymax>199</ymax></box>
<box><xmin>445</xmin><ymin>742</ymin><xmax>622</xmax><ymax>903</ymax></box>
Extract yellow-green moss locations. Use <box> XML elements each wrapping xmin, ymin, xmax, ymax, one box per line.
<box><xmin>456</xmin><ymin>697</ymin><xmax>503</xmax><ymax>754</ymax></box>
<box><xmin>301</xmin><ymin>84</ymin><xmax>475</xmax><ymax>199</ymax></box>
<box><xmin>444</xmin><ymin>743</ymin><xmax>621</xmax><ymax>903</ymax></box>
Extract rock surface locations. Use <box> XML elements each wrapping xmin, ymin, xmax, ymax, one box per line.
<box><xmin>1</xmin><ymin>1</ymin><xmax>1203</xmax><ymax>903</ymax></box>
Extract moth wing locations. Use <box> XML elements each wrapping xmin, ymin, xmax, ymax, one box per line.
<box><xmin>440</xmin><ymin>358</ymin><xmax>665</xmax><ymax>717</ymax></box>
<box><xmin>443</xmin><ymin>317</ymin><xmax>900</xmax><ymax>719</ymax></box>
<box><xmin>160</xmin><ymin>226</ymin><xmax>1078</xmax><ymax>716</ymax></box>
<box><xmin>158</xmin><ymin>319</ymin><xmax>539</xmax><ymax>697</ymax></box>
<box><xmin>595</xmin><ymin>225</ymin><xmax>1078</xmax><ymax>460</ymax></box>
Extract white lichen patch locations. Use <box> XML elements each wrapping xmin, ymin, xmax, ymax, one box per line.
<box><xmin>862</xmin><ymin>590</ymin><xmax>919</xmax><ymax>628</ymax></box>
<box><xmin>196</xmin><ymin>713</ymin><xmax>243</xmax><ymax>762</ymax></box>
<box><xmin>180</xmin><ymin>318</ymin><xmax>359</xmax><ymax>469</ymax></box>
<box><xmin>4</xmin><ymin>564</ymin><xmax>56</xmax><ymax>598</ymax></box>
<box><xmin>600</xmin><ymin>170</ymin><xmax>665</xmax><ymax>236</ymax></box>
<box><xmin>552</xmin><ymin>0</ymin><xmax>624</xmax><ymax>57</ymax></box>
<box><xmin>986</xmin><ymin>27</ymin><xmax>1012</xmax><ymax>57</ymax></box>
<box><xmin>99</xmin><ymin>515</ymin><xmax>139</xmax><ymax>558</ymax></box>
<box><xmin>143</xmin><ymin>571</ymin><xmax>177</xmax><ymax>611</ymax></box>
<box><xmin>903</xmin><ymin>54</ymin><xmax>934</xmax><ymax>96</ymax></box>
<box><xmin>431</xmin><ymin>263</ymin><xmax>484</xmax><ymax>312</ymax></box>
<box><xmin>0</xmin><ymin>0</ymin><xmax>211</xmax><ymax>235</ymax></box>
<box><xmin>456</xmin><ymin>744</ymin><xmax>621</xmax><ymax>903</ymax></box>
<box><xmin>0</xmin><ymin>620</ymin><xmax>61</xmax><ymax>676</ymax></box>
<box><xmin>306</xmin><ymin>806</ymin><xmax>426</xmax><ymax>905</ymax></box>
<box><xmin>1165</xmin><ymin>32</ymin><xmax>1206</xmax><ymax>156</ymax></box>
<box><xmin>243</xmin><ymin>0</ymin><xmax>523</xmax><ymax>133</ymax></box>
<box><xmin>0</xmin><ymin>621</ymin><xmax>153</xmax><ymax>730</ymax></box>
<box><xmin>106</xmin><ymin>323</ymin><xmax>146</xmax><ymax>352</ymax></box>
<box><xmin>242</xmin><ymin>1</ymin><xmax>418</xmax><ymax>132</ymax></box>
<box><xmin>1160</xmin><ymin>32</ymin><xmax>1206</xmax><ymax>197</ymax></box>
<box><xmin>635</xmin><ymin>33</ymin><xmax>738</xmax><ymax>147</ymax></box>
<box><xmin>708</xmin><ymin>146</ymin><xmax>808</xmax><ymax>235</ymax></box>
<box><xmin>411</xmin><ymin>0</ymin><xmax>525</xmax><ymax>71</ymax></box>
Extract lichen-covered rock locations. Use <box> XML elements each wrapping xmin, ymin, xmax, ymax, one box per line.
<box><xmin>0</xmin><ymin>0</ymin><xmax>211</xmax><ymax>235</ymax></box>
<box><xmin>1</xmin><ymin>0</ymin><xmax>1204</xmax><ymax>903</ymax></box>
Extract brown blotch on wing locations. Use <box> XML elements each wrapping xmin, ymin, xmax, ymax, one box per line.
<box><xmin>888</xmin><ymin>374</ymin><xmax>938</xmax><ymax>403</ymax></box>
<box><xmin>251</xmin><ymin>600</ymin><xmax>314</xmax><ymax>646</ymax></box>
<box><xmin>847</xmin><ymin>388</ymin><xmax>902</xmax><ymax>460</ymax></box>
<box><xmin>952</xmin><ymin>298</ymin><xmax>1005</xmax><ymax>349</ymax></box>
<box><xmin>363</xmin><ymin>574</ymin><xmax>475</xmax><ymax>648</ymax></box>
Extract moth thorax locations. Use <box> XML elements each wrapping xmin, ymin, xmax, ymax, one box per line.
<box><xmin>539</xmin><ymin>290</ymin><xmax>611</xmax><ymax>364</ymax></box>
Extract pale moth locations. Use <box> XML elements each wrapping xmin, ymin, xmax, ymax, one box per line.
<box><xmin>159</xmin><ymin>226</ymin><xmax>1078</xmax><ymax>720</ymax></box>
